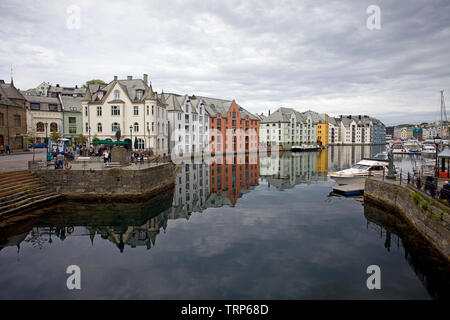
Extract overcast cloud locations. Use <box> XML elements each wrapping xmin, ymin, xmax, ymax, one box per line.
<box><xmin>1</xmin><ymin>0</ymin><xmax>449</xmax><ymax>125</ymax></box>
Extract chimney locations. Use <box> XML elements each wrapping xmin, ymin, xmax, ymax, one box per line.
<box><xmin>114</xmin><ymin>76</ymin><xmax>118</xmax><ymax>81</ymax></box>
<box><xmin>127</xmin><ymin>75</ymin><xmax>133</xmax><ymax>80</ymax></box>
<box><xmin>143</xmin><ymin>74</ymin><xmax>148</xmax><ymax>85</ymax></box>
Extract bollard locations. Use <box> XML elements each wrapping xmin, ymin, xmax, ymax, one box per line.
<box><xmin>400</xmin><ymin>168</ymin><xmax>402</xmax><ymax>185</ymax></box>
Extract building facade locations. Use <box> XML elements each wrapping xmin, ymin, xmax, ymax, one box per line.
<box><xmin>82</xmin><ymin>75</ymin><xmax>169</xmax><ymax>155</ymax></box>
<box><xmin>0</xmin><ymin>81</ymin><xmax>27</xmax><ymax>150</ymax></box>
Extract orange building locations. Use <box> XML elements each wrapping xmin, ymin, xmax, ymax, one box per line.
<box><xmin>204</xmin><ymin>99</ymin><xmax>260</xmax><ymax>154</ymax></box>
<box><xmin>210</xmin><ymin>153</ymin><xmax>259</xmax><ymax>206</ymax></box>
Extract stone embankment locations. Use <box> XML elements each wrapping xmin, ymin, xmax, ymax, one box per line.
<box><xmin>364</xmin><ymin>178</ymin><xmax>450</xmax><ymax>261</ymax></box>
<box><xmin>0</xmin><ymin>170</ymin><xmax>61</xmax><ymax>219</ymax></box>
<box><xmin>34</xmin><ymin>163</ymin><xmax>177</xmax><ymax>202</ymax></box>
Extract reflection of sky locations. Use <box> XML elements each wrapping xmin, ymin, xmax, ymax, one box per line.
<box><xmin>0</xmin><ymin>153</ymin><xmax>443</xmax><ymax>299</ymax></box>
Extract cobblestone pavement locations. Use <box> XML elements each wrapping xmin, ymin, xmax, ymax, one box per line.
<box><xmin>0</xmin><ymin>149</ymin><xmax>46</xmax><ymax>171</ymax></box>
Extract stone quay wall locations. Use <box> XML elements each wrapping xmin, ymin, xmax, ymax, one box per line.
<box><xmin>34</xmin><ymin>163</ymin><xmax>177</xmax><ymax>202</ymax></box>
<box><xmin>364</xmin><ymin>178</ymin><xmax>450</xmax><ymax>261</ymax></box>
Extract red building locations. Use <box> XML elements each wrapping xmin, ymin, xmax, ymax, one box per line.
<box><xmin>202</xmin><ymin>98</ymin><xmax>259</xmax><ymax>155</ymax></box>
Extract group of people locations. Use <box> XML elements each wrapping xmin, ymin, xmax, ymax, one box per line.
<box><xmin>131</xmin><ymin>150</ymin><xmax>149</xmax><ymax>163</ymax></box>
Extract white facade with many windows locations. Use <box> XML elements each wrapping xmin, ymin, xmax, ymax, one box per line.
<box><xmin>81</xmin><ymin>75</ymin><xmax>169</xmax><ymax>155</ymax></box>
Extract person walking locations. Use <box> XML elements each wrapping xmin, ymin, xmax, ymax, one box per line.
<box><xmin>5</xmin><ymin>144</ymin><xmax>10</xmax><ymax>154</ymax></box>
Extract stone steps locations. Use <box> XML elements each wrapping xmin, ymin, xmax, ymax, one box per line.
<box><xmin>0</xmin><ymin>193</ymin><xmax>61</xmax><ymax>218</ymax></box>
<box><xmin>0</xmin><ymin>170</ymin><xmax>60</xmax><ymax>219</ymax></box>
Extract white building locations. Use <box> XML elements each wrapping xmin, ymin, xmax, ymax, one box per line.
<box><xmin>82</xmin><ymin>74</ymin><xmax>169</xmax><ymax>155</ymax></box>
<box><xmin>259</xmin><ymin>107</ymin><xmax>318</xmax><ymax>149</ymax></box>
<box><xmin>161</xmin><ymin>93</ymin><xmax>210</xmax><ymax>158</ymax></box>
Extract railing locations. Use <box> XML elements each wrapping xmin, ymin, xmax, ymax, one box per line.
<box><xmin>387</xmin><ymin>168</ymin><xmax>450</xmax><ymax>203</ymax></box>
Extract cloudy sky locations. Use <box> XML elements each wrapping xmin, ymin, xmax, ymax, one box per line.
<box><xmin>1</xmin><ymin>0</ymin><xmax>449</xmax><ymax>126</ymax></box>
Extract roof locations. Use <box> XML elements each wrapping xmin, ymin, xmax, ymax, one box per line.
<box><xmin>61</xmin><ymin>96</ymin><xmax>82</xmax><ymax>112</ymax></box>
<box><xmin>0</xmin><ymin>86</ymin><xmax>21</xmax><ymax>107</ymax></box>
<box><xmin>24</xmin><ymin>95</ymin><xmax>60</xmax><ymax>104</ymax></box>
<box><xmin>438</xmin><ymin>146</ymin><xmax>450</xmax><ymax>158</ymax></box>
<box><xmin>262</xmin><ymin>107</ymin><xmax>305</xmax><ymax>123</ymax></box>
<box><xmin>0</xmin><ymin>82</ymin><xmax>25</xmax><ymax>101</ymax></box>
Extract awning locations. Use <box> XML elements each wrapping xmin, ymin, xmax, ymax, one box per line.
<box><xmin>93</xmin><ymin>140</ymin><xmax>131</xmax><ymax>146</ymax></box>
<box><xmin>438</xmin><ymin>146</ymin><xmax>450</xmax><ymax>158</ymax></box>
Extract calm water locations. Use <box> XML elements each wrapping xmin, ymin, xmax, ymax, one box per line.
<box><xmin>0</xmin><ymin>146</ymin><xmax>448</xmax><ymax>299</ymax></box>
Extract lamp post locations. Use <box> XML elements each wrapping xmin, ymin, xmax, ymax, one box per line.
<box><xmin>434</xmin><ymin>135</ymin><xmax>442</xmax><ymax>178</ymax></box>
<box><xmin>88</xmin><ymin>126</ymin><xmax>91</xmax><ymax>147</ymax></box>
<box><xmin>44</xmin><ymin>122</ymin><xmax>48</xmax><ymax>153</ymax></box>
<box><xmin>130</xmin><ymin>125</ymin><xmax>133</xmax><ymax>152</ymax></box>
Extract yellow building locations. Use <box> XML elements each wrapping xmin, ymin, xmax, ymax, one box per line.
<box><xmin>317</xmin><ymin>118</ymin><xmax>329</xmax><ymax>146</ymax></box>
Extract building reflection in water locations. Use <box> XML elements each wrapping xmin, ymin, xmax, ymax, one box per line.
<box><xmin>260</xmin><ymin>151</ymin><xmax>326</xmax><ymax>190</ymax></box>
<box><xmin>0</xmin><ymin>154</ymin><xmax>260</xmax><ymax>254</ymax></box>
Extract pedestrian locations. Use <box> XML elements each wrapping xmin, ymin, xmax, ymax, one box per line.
<box><xmin>103</xmin><ymin>150</ymin><xmax>109</xmax><ymax>164</ymax></box>
<box><xmin>5</xmin><ymin>144</ymin><xmax>10</xmax><ymax>154</ymax></box>
<box><xmin>56</xmin><ymin>152</ymin><xmax>64</xmax><ymax>169</ymax></box>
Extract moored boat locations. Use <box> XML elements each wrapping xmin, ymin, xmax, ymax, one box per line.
<box><xmin>328</xmin><ymin>159</ymin><xmax>389</xmax><ymax>185</ymax></box>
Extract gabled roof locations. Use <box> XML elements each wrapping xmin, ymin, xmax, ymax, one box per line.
<box><xmin>61</xmin><ymin>96</ymin><xmax>82</xmax><ymax>112</ymax></box>
<box><xmin>0</xmin><ymin>82</ymin><xmax>25</xmax><ymax>101</ymax></box>
<box><xmin>0</xmin><ymin>86</ymin><xmax>21</xmax><ymax>107</ymax></box>
<box><xmin>24</xmin><ymin>95</ymin><xmax>60</xmax><ymax>104</ymax></box>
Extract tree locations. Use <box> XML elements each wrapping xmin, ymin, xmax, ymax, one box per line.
<box><xmin>92</xmin><ymin>134</ymin><xmax>99</xmax><ymax>144</ymax></box>
<box><xmin>82</xmin><ymin>79</ymin><xmax>107</xmax><ymax>88</ymax></box>
<box><xmin>76</xmin><ymin>134</ymin><xmax>88</xmax><ymax>145</ymax></box>
<box><xmin>21</xmin><ymin>131</ymin><xmax>36</xmax><ymax>161</ymax></box>
<box><xmin>50</xmin><ymin>131</ymin><xmax>61</xmax><ymax>142</ymax></box>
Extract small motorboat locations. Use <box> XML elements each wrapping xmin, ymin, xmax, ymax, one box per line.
<box><xmin>421</xmin><ymin>144</ymin><xmax>436</xmax><ymax>156</ymax></box>
<box><xmin>328</xmin><ymin>159</ymin><xmax>389</xmax><ymax>185</ymax></box>
<box><xmin>291</xmin><ymin>145</ymin><xmax>320</xmax><ymax>152</ymax></box>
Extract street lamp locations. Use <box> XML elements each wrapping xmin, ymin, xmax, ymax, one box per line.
<box><xmin>44</xmin><ymin>122</ymin><xmax>48</xmax><ymax>153</ymax></box>
<box><xmin>434</xmin><ymin>135</ymin><xmax>442</xmax><ymax>178</ymax></box>
<box><xmin>130</xmin><ymin>125</ymin><xmax>133</xmax><ymax>152</ymax></box>
<box><xmin>88</xmin><ymin>126</ymin><xmax>91</xmax><ymax>147</ymax></box>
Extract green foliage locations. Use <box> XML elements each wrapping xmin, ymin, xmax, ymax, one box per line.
<box><xmin>92</xmin><ymin>134</ymin><xmax>99</xmax><ymax>143</ymax></box>
<box><xmin>419</xmin><ymin>201</ymin><xmax>428</xmax><ymax>211</ymax></box>
<box><xmin>76</xmin><ymin>134</ymin><xmax>88</xmax><ymax>144</ymax></box>
<box><xmin>49</xmin><ymin>131</ymin><xmax>61</xmax><ymax>142</ymax></box>
<box><xmin>410</xmin><ymin>192</ymin><xmax>421</xmax><ymax>205</ymax></box>
<box><xmin>83</xmin><ymin>79</ymin><xmax>107</xmax><ymax>88</ymax></box>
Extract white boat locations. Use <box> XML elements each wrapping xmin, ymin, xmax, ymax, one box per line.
<box><xmin>390</xmin><ymin>142</ymin><xmax>407</xmax><ymax>154</ymax></box>
<box><xmin>328</xmin><ymin>159</ymin><xmax>389</xmax><ymax>185</ymax></box>
<box><xmin>291</xmin><ymin>145</ymin><xmax>320</xmax><ymax>152</ymax></box>
<box><xmin>421</xmin><ymin>144</ymin><xmax>436</xmax><ymax>155</ymax></box>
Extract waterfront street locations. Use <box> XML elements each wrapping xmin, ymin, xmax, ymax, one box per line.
<box><xmin>0</xmin><ymin>149</ymin><xmax>46</xmax><ymax>171</ymax></box>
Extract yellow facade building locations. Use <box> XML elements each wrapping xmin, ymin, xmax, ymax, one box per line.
<box><xmin>317</xmin><ymin>118</ymin><xmax>329</xmax><ymax>146</ymax></box>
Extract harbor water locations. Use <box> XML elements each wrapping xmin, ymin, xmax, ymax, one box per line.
<box><xmin>0</xmin><ymin>146</ymin><xmax>448</xmax><ymax>299</ymax></box>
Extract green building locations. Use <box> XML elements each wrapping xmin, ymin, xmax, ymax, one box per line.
<box><xmin>61</xmin><ymin>96</ymin><xmax>82</xmax><ymax>143</ymax></box>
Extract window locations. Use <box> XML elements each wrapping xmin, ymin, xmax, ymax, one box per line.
<box><xmin>134</xmin><ymin>122</ymin><xmax>139</xmax><ymax>132</ymax></box>
<box><xmin>232</xmin><ymin>120</ymin><xmax>236</xmax><ymax>126</ymax></box>
<box><xmin>217</xmin><ymin>119</ymin><xmax>221</xmax><ymax>125</ymax></box>
<box><xmin>69</xmin><ymin>127</ymin><xmax>77</xmax><ymax>134</ymax></box>
<box><xmin>69</xmin><ymin>117</ymin><xmax>76</xmax><ymax>124</ymax></box>
<box><xmin>0</xmin><ymin>113</ymin><xmax>3</xmax><ymax>126</ymax></box>
<box><xmin>136</xmin><ymin>90</ymin><xmax>143</xmax><ymax>100</ymax></box>
<box><xmin>49</xmin><ymin>104</ymin><xmax>58</xmax><ymax>111</ymax></box>
<box><xmin>85</xmin><ymin>123</ymin><xmax>89</xmax><ymax>132</ymax></box>
<box><xmin>134</xmin><ymin>106</ymin><xmax>139</xmax><ymax>116</ymax></box>
<box><xmin>152</xmin><ymin>106</ymin><xmax>154</xmax><ymax>115</ymax></box>
<box><xmin>112</xmin><ymin>122</ymin><xmax>120</xmax><ymax>132</ymax></box>
<box><xmin>37</xmin><ymin>122</ymin><xmax>45</xmax><ymax>132</ymax></box>
<box><xmin>137</xmin><ymin>138</ymin><xmax>144</xmax><ymax>149</ymax></box>
<box><xmin>111</xmin><ymin>105</ymin><xmax>120</xmax><ymax>116</ymax></box>
<box><xmin>146</xmin><ymin>105</ymin><xmax>149</xmax><ymax>115</ymax></box>
<box><xmin>50</xmin><ymin>122</ymin><xmax>57</xmax><ymax>132</ymax></box>
<box><xmin>97</xmin><ymin>106</ymin><xmax>102</xmax><ymax>117</ymax></box>
<box><xmin>232</xmin><ymin>112</ymin><xmax>236</xmax><ymax>118</ymax></box>
<box><xmin>97</xmin><ymin>123</ymin><xmax>102</xmax><ymax>132</ymax></box>
<box><xmin>114</xmin><ymin>90</ymin><xmax>120</xmax><ymax>100</ymax></box>
<box><xmin>152</xmin><ymin>122</ymin><xmax>154</xmax><ymax>132</ymax></box>
<box><xmin>30</xmin><ymin>103</ymin><xmax>40</xmax><ymax>110</ymax></box>
<box><xmin>14</xmin><ymin>115</ymin><xmax>21</xmax><ymax>127</ymax></box>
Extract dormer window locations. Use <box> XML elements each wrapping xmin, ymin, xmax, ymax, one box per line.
<box><xmin>136</xmin><ymin>90</ymin><xmax>143</xmax><ymax>100</ymax></box>
<box><xmin>114</xmin><ymin>90</ymin><xmax>120</xmax><ymax>100</ymax></box>
<box><xmin>98</xmin><ymin>91</ymin><xmax>104</xmax><ymax>100</ymax></box>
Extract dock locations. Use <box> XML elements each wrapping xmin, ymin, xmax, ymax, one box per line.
<box><xmin>332</xmin><ymin>183</ymin><xmax>365</xmax><ymax>196</ymax></box>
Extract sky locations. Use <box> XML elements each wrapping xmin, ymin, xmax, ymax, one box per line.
<box><xmin>0</xmin><ymin>0</ymin><xmax>449</xmax><ymax>126</ymax></box>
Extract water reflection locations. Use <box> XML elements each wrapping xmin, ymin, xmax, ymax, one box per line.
<box><xmin>0</xmin><ymin>148</ymin><xmax>448</xmax><ymax>299</ymax></box>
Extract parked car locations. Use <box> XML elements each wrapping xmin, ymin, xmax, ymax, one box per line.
<box><xmin>28</xmin><ymin>143</ymin><xmax>47</xmax><ymax>148</ymax></box>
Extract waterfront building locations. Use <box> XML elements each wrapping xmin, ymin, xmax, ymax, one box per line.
<box><xmin>161</xmin><ymin>93</ymin><xmax>210</xmax><ymax>157</ymax></box>
<box><xmin>0</xmin><ymin>80</ymin><xmax>27</xmax><ymax>150</ymax></box>
<box><xmin>82</xmin><ymin>75</ymin><xmax>169</xmax><ymax>155</ymax></box>
<box><xmin>371</xmin><ymin>118</ymin><xmax>386</xmax><ymax>144</ymax></box>
<box><xmin>317</xmin><ymin>115</ymin><xmax>329</xmax><ymax>146</ymax></box>
<box><xmin>328</xmin><ymin>117</ymin><xmax>340</xmax><ymax>144</ymax></box>
<box><xmin>60</xmin><ymin>96</ymin><xmax>82</xmax><ymax>141</ymax></box>
<box><xmin>24</xmin><ymin>95</ymin><xmax>63</xmax><ymax>144</ymax></box>
<box><xmin>260</xmin><ymin>107</ymin><xmax>318</xmax><ymax>150</ymax></box>
<box><xmin>205</xmin><ymin>98</ymin><xmax>259</xmax><ymax>154</ymax></box>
